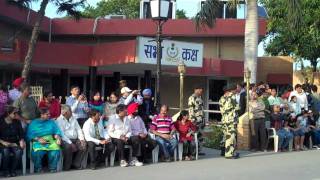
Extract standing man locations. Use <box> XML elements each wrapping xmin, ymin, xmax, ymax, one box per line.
<box><xmin>188</xmin><ymin>87</ymin><xmax>205</xmax><ymax>155</ymax></box>
<box><xmin>56</xmin><ymin>105</ymin><xmax>87</xmax><ymax>171</ymax></box>
<box><xmin>219</xmin><ymin>84</ymin><xmax>240</xmax><ymax>159</ymax></box>
<box><xmin>66</xmin><ymin>86</ymin><xmax>89</xmax><ymax>128</ymax></box>
<box><xmin>8</xmin><ymin>77</ymin><xmax>24</xmax><ymax>103</ymax></box>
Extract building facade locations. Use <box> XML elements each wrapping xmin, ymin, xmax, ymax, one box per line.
<box><xmin>0</xmin><ymin>1</ymin><xmax>292</xmax><ymax>120</ymax></box>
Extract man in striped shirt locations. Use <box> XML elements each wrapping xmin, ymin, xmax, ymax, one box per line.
<box><xmin>150</xmin><ymin>105</ymin><xmax>178</xmax><ymax>162</ymax></box>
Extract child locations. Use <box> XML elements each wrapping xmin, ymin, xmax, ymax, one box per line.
<box><xmin>174</xmin><ymin>110</ymin><xmax>197</xmax><ymax>161</ymax></box>
<box><xmin>289</xmin><ymin>96</ymin><xmax>302</xmax><ymax>118</ymax></box>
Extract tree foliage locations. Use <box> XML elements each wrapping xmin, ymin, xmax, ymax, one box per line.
<box><xmin>81</xmin><ymin>0</ymin><xmax>140</xmax><ymax>19</ymax></box>
<box><xmin>176</xmin><ymin>9</ymin><xmax>188</xmax><ymax>19</ymax></box>
<box><xmin>261</xmin><ymin>0</ymin><xmax>320</xmax><ymax>74</ymax></box>
<box><xmin>7</xmin><ymin>0</ymin><xmax>85</xmax><ymax>79</ymax></box>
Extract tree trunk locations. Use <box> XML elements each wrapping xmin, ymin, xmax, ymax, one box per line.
<box><xmin>21</xmin><ymin>0</ymin><xmax>49</xmax><ymax>80</ymax></box>
<box><xmin>310</xmin><ymin>59</ymin><xmax>317</xmax><ymax>84</ymax></box>
<box><xmin>244</xmin><ymin>0</ymin><xmax>258</xmax><ymax>83</ymax></box>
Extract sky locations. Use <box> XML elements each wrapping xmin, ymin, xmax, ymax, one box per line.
<box><xmin>31</xmin><ymin>0</ymin><xmax>265</xmax><ymax>56</ymax></box>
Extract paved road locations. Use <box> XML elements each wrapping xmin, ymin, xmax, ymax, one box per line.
<box><xmin>15</xmin><ymin>148</ymin><xmax>320</xmax><ymax>180</ymax></box>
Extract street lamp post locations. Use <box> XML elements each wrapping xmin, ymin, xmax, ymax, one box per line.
<box><xmin>244</xmin><ymin>68</ymin><xmax>251</xmax><ymax>114</ymax></box>
<box><xmin>178</xmin><ymin>61</ymin><xmax>186</xmax><ymax>111</ymax></box>
<box><xmin>150</xmin><ymin>0</ymin><xmax>170</xmax><ymax>111</ymax></box>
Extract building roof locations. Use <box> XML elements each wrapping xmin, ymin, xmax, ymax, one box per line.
<box><xmin>0</xmin><ymin>1</ymin><xmax>267</xmax><ymax>38</ymax></box>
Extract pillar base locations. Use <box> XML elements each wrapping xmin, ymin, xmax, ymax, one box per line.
<box><xmin>237</xmin><ymin>112</ymin><xmax>252</xmax><ymax>150</ymax></box>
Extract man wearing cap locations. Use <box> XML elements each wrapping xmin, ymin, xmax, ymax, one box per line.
<box><xmin>127</xmin><ymin>103</ymin><xmax>157</xmax><ymax>163</ymax></box>
<box><xmin>219</xmin><ymin>84</ymin><xmax>240</xmax><ymax>159</ymax></box>
<box><xmin>119</xmin><ymin>87</ymin><xmax>143</xmax><ymax>106</ymax></box>
<box><xmin>8</xmin><ymin>77</ymin><xmax>24</xmax><ymax>103</ymax></box>
<box><xmin>139</xmin><ymin>89</ymin><xmax>156</xmax><ymax>129</ymax></box>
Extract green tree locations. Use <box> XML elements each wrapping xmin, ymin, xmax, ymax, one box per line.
<box><xmin>176</xmin><ymin>9</ymin><xmax>188</xmax><ymax>19</ymax></box>
<box><xmin>261</xmin><ymin>0</ymin><xmax>320</xmax><ymax>83</ymax></box>
<box><xmin>7</xmin><ymin>0</ymin><xmax>85</xmax><ymax>80</ymax></box>
<box><xmin>195</xmin><ymin>0</ymin><xmax>301</xmax><ymax>83</ymax></box>
<box><xmin>81</xmin><ymin>0</ymin><xmax>140</xmax><ymax>19</ymax></box>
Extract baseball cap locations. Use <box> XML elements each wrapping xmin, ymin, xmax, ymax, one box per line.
<box><xmin>121</xmin><ymin>87</ymin><xmax>132</xmax><ymax>94</ymax></box>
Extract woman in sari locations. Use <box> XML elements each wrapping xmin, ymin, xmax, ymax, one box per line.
<box><xmin>26</xmin><ymin>108</ymin><xmax>62</xmax><ymax>173</ymax></box>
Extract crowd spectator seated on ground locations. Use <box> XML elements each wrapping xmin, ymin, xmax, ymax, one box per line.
<box><xmin>89</xmin><ymin>91</ymin><xmax>104</xmax><ymax>114</ymax></box>
<box><xmin>150</xmin><ymin>105</ymin><xmax>178</xmax><ymax>162</ymax></box>
<box><xmin>39</xmin><ymin>91</ymin><xmax>61</xmax><ymax>119</ymax></box>
<box><xmin>292</xmin><ymin>111</ymin><xmax>308</xmax><ymax>151</ymax></box>
<box><xmin>13</xmin><ymin>83</ymin><xmax>40</xmax><ymax>127</ymax></box>
<box><xmin>0</xmin><ymin>106</ymin><xmax>25</xmax><ymax>177</ymax></box>
<box><xmin>302</xmin><ymin>110</ymin><xmax>320</xmax><ymax>149</ymax></box>
<box><xmin>27</xmin><ymin>108</ymin><xmax>62</xmax><ymax>173</ymax></box>
<box><xmin>119</xmin><ymin>87</ymin><xmax>143</xmax><ymax>106</ymax></box>
<box><xmin>83</xmin><ymin>109</ymin><xmax>115</xmax><ymax>170</ymax></box>
<box><xmin>127</xmin><ymin>103</ymin><xmax>157</xmax><ymax>163</ymax></box>
<box><xmin>270</xmin><ymin>105</ymin><xmax>293</xmax><ymax>151</ymax></box>
<box><xmin>174</xmin><ymin>110</ymin><xmax>197</xmax><ymax>161</ymax></box>
<box><xmin>108</xmin><ymin>104</ymin><xmax>143</xmax><ymax>167</ymax></box>
<box><xmin>66</xmin><ymin>86</ymin><xmax>89</xmax><ymax>128</ymax></box>
<box><xmin>56</xmin><ymin>105</ymin><xmax>87</xmax><ymax>171</ymax></box>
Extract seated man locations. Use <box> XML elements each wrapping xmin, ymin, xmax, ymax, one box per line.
<box><xmin>127</xmin><ymin>103</ymin><xmax>157</xmax><ymax>163</ymax></box>
<box><xmin>108</xmin><ymin>104</ymin><xmax>143</xmax><ymax>167</ymax></box>
<box><xmin>150</xmin><ymin>105</ymin><xmax>178</xmax><ymax>162</ymax></box>
<box><xmin>56</xmin><ymin>105</ymin><xmax>87</xmax><ymax>170</ymax></box>
<box><xmin>83</xmin><ymin>109</ymin><xmax>115</xmax><ymax>170</ymax></box>
<box><xmin>270</xmin><ymin>105</ymin><xmax>293</xmax><ymax>151</ymax></box>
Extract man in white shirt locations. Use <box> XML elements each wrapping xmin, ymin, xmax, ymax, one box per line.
<box><xmin>108</xmin><ymin>104</ymin><xmax>143</xmax><ymax>167</ymax></box>
<box><xmin>56</xmin><ymin>105</ymin><xmax>87</xmax><ymax>170</ymax></box>
<box><xmin>83</xmin><ymin>109</ymin><xmax>115</xmax><ymax>170</ymax></box>
<box><xmin>289</xmin><ymin>84</ymin><xmax>308</xmax><ymax>110</ymax></box>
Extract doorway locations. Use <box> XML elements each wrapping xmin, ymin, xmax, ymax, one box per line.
<box><xmin>207</xmin><ymin>79</ymin><xmax>227</xmax><ymax>121</ymax></box>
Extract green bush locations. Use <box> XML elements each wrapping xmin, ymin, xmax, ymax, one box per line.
<box><xmin>203</xmin><ymin>125</ymin><xmax>224</xmax><ymax>149</ymax></box>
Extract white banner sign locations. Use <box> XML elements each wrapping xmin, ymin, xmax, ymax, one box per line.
<box><xmin>136</xmin><ymin>37</ymin><xmax>203</xmax><ymax>67</ymax></box>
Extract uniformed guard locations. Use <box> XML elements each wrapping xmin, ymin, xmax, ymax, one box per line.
<box><xmin>219</xmin><ymin>84</ymin><xmax>240</xmax><ymax>159</ymax></box>
<box><xmin>188</xmin><ymin>86</ymin><xmax>205</xmax><ymax>155</ymax></box>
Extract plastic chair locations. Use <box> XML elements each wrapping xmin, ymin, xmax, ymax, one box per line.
<box><xmin>0</xmin><ymin>147</ymin><xmax>26</xmax><ymax>175</ymax></box>
<box><xmin>149</xmin><ymin>133</ymin><xmax>177</xmax><ymax>162</ymax></box>
<box><xmin>149</xmin><ymin>133</ymin><xmax>159</xmax><ymax>163</ymax></box>
<box><xmin>29</xmin><ymin>142</ymin><xmax>63</xmax><ymax>173</ymax></box>
<box><xmin>265</xmin><ymin>121</ymin><xmax>279</xmax><ymax>152</ymax></box>
<box><xmin>82</xmin><ymin>145</ymin><xmax>116</xmax><ymax>168</ymax></box>
<box><xmin>178</xmin><ymin>133</ymin><xmax>199</xmax><ymax>161</ymax></box>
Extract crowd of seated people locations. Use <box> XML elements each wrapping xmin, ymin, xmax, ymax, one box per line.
<box><xmin>2</xmin><ymin>76</ymin><xmax>320</xmax><ymax>177</ymax></box>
